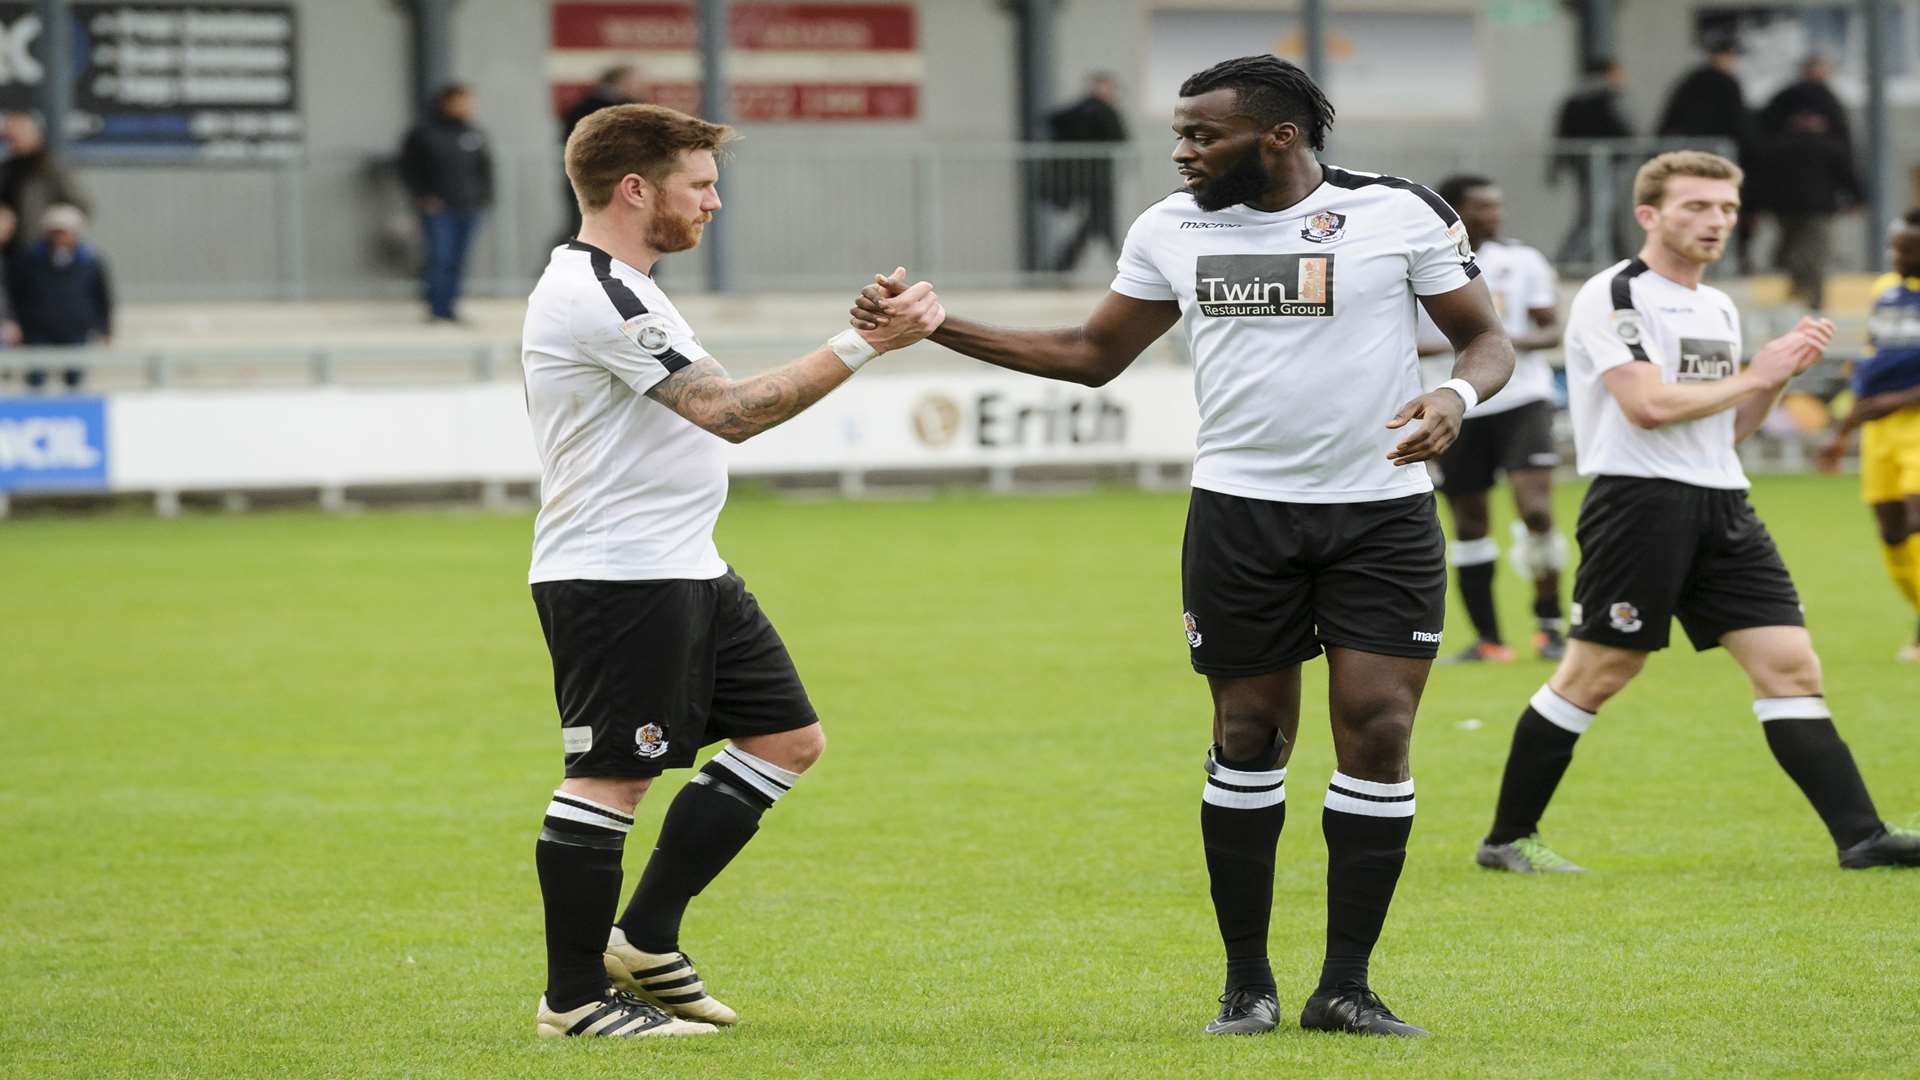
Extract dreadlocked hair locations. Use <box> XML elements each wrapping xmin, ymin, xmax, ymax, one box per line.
<box><xmin>1178</xmin><ymin>55</ymin><xmax>1335</xmax><ymax>151</ymax></box>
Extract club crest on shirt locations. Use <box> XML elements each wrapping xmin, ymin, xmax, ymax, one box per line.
<box><xmin>1445</xmin><ymin>220</ymin><xmax>1474</xmax><ymax>261</ymax></box>
<box><xmin>1608</xmin><ymin>602</ymin><xmax>1643</xmax><ymax>634</ymax></box>
<box><xmin>1300</xmin><ymin>210</ymin><xmax>1346</xmax><ymax>243</ymax></box>
<box><xmin>634</xmin><ymin>722</ymin><xmax>669</xmax><ymax>759</ymax></box>
<box><xmin>621</xmin><ymin>313</ymin><xmax>676</xmax><ymax>356</ymax></box>
<box><xmin>1183</xmin><ymin>611</ymin><xmax>1203</xmax><ymax>648</ymax></box>
<box><xmin>1611</xmin><ymin>309</ymin><xmax>1644</xmax><ymax>345</ymax></box>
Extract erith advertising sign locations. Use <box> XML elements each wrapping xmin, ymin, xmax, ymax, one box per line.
<box><xmin>0</xmin><ymin>396</ymin><xmax>108</xmax><ymax>491</ymax></box>
<box><xmin>550</xmin><ymin>2</ymin><xmax>918</xmax><ymax>122</ymax></box>
<box><xmin>727</xmin><ymin>370</ymin><xmax>1199</xmax><ymax>474</ymax></box>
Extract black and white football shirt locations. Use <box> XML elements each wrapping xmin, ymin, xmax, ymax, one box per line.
<box><xmin>1110</xmin><ymin>164</ymin><xmax>1480</xmax><ymax>504</ymax></box>
<box><xmin>522</xmin><ymin>240</ymin><xmax>729</xmax><ymax>583</ymax></box>
<box><xmin>1563</xmin><ymin>258</ymin><xmax>1747</xmax><ymax>490</ymax></box>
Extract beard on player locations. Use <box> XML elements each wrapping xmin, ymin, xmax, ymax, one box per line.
<box><xmin>648</xmin><ymin>210</ymin><xmax>710</xmax><ymax>254</ymax></box>
<box><xmin>1190</xmin><ymin>142</ymin><xmax>1275</xmax><ymax>213</ymax></box>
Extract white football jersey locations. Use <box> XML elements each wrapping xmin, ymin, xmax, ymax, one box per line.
<box><xmin>522</xmin><ymin>241</ymin><xmax>729</xmax><ymax>583</ymax></box>
<box><xmin>1416</xmin><ymin>237</ymin><xmax>1559</xmax><ymax>416</ymax></box>
<box><xmin>1111</xmin><ymin>165</ymin><xmax>1479</xmax><ymax>504</ymax></box>
<box><xmin>1562</xmin><ymin>258</ymin><xmax>1747</xmax><ymax>490</ymax></box>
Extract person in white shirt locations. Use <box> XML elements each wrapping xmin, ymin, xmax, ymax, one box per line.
<box><xmin>855</xmin><ymin>55</ymin><xmax>1514</xmax><ymax>1038</ymax></box>
<box><xmin>1418</xmin><ymin>175</ymin><xmax>1569</xmax><ymax>664</ymax></box>
<box><xmin>1476</xmin><ymin>150</ymin><xmax>1920</xmax><ymax>876</ymax></box>
<box><xmin>524</xmin><ymin>103</ymin><xmax>944</xmax><ymax>1040</ymax></box>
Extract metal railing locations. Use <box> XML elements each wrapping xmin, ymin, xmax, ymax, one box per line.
<box><xmin>82</xmin><ymin>135</ymin><xmax>1803</xmax><ymax>302</ymax></box>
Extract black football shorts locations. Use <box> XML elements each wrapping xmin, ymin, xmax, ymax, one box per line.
<box><xmin>532</xmin><ymin>570</ymin><xmax>818</xmax><ymax>778</ymax></box>
<box><xmin>1435</xmin><ymin>399</ymin><xmax>1560</xmax><ymax>497</ymax></box>
<box><xmin>1569</xmin><ymin>475</ymin><xmax>1804</xmax><ymax>652</ymax></box>
<box><xmin>1181</xmin><ymin>487</ymin><xmax>1448</xmax><ymax>675</ymax></box>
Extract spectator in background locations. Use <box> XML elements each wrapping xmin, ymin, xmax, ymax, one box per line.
<box><xmin>399</xmin><ymin>84</ymin><xmax>494</xmax><ymax>324</ymax></box>
<box><xmin>1760</xmin><ymin>111</ymin><xmax>1861</xmax><ymax>311</ymax></box>
<box><xmin>1045</xmin><ymin>72</ymin><xmax>1128</xmax><ymax>272</ymax></box>
<box><xmin>1551</xmin><ymin>59</ymin><xmax>1633</xmax><ymax>264</ymax></box>
<box><xmin>0</xmin><ymin>112</ymin><xmax>88</xmax><ymax>258</ymax></box>
<box><xmin>0</xmin><ymin>205</ymin><xmax>20</xmax><ymax>344</ymax></box>
<box><xmin>10</xmin><ymin>204</ymin><xmax>111</xmax><ymax>391</ymax></box>
<box><xmin>562</xmin><ymin>64</ymin><xmax>647</xmax><ymax>143</ymax></box>
<box><xmin>1656</xmin><ymin>32</ymin><xmax>1757</xmax><ymax>270</ymax></box>
<box><xmin>1656</xmin><ymin>32</ymin><xmax>1750</xmax><ymax>144</ymax></box>
<box><xmin>557</xmin><ymin>66</ymin><xmax>646</xmax><ymax>241</ymax></box>
<box><xmin>1755</xmin><ymin>54</ymin><xmax>1860</xmax><ymax>310</ymax></box>
<box><xmin>1760</xmin><ymin>54</ymin><xmax>1852</xmax><ymax>147</ymax></box>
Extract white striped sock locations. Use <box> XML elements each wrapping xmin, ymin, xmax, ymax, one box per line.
<box><xmin>1530</xmin><ymin>685</ymin><xmax>1596</xmax><ymax>734</ymax></box>
<box><xmin>1202</xmin><ymin>755</ymin><xmax>1287</xmax><ymax>810</ymax></box>
<box><xmin>1449</xmin><ymin>536</ymin><xmax>1500</xmax><ymax>566</ymax></box>
<box><xmin>1753</xmin><ymin>696</ymin><xmax>1830</xmax><ymax>722</ymax></box>
<box><xmin>1323</xmin><ymin>772</ymin><xmax>1415</xmax><ymax>818</ymax></box>
<box><xmin>545</xmin><ymin>790</ymin><xmax>634</xmax><ymax>833</ymax></box>
<box><xmin>713</xmin><ymin>746</ymin><xmax>799</xmax><ymax>804</ymax></box>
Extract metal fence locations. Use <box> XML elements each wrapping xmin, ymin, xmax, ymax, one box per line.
<box><xmin>84</xmin><ymin>135</ymin><xmax>1803</xmax><ymax>302</ymax></box>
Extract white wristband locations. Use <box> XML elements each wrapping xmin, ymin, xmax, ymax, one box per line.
<box><xmin>1438</xmin><ymin>378</ymin><xmax>1479</xmax><ymax>413</ymax></box>
<box><xmin>829</xmin><ymin>329</ymin><xmax>879</xmax><ymax>372</ymax></box>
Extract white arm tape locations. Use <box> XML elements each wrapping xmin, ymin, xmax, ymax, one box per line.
<box><xmin>829</xmin><ymin>329</ymin><xmax>880</xmax><ymax>372</ymax></box>
<box><xmin>1438</xmin><ymin>378</ymin><xmax>1480</xmax><ymax>413</ymax></box>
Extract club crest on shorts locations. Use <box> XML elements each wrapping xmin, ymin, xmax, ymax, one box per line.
<box><xmin>1183</xmin><ymin>611</ymin><xmax>1203</xmax><ymax>648</ymax></box>
<box><xmin>1300</xmin><ymin>210</ymin><xmax>1346</xmax><ymax>243</ymax></box>
<box><xmin>634</xmin><ymin>722</ymin><xmax>669</xmax><ymax>759</ymax></box>
<box><xmin>1608</xmin><ymin>602</ymin><xmax>1643</xmax><ymax>634</ymax></box>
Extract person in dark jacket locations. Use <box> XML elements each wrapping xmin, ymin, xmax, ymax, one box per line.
<box><xmin>1755</xmin><ymin>54</ymin><xmax>1859</xmax><ymax>309</ymax></box>
<box><xmin>1551</xmin><ymin>59</ymin><xmax>1633</xmax><ymax>264</ymax></box>
<box><xmin>1045</xmin><ymin>72</ymin><xmax>1129</xmax><ymax>272</ymax></box>
<box><xmin>1760</xmin><ymin>111</ymin><xmax>1862</xmax><ymax>311</ymax></box>
<box><xmin>1760</xmin><ymin>54</ymin><xmax>1851</xmax><ymax>148</ymax></box>
<box><xmin>399</xmin><ymin>84</ymin><xmax>494</xmax><ymax>323</ymax></box>
<box><xmin>557</xmin><ymin>66</ymin><xmax>645</xmax><ymax>242</ymax></box>
<box><xmin>1656</xmin><ymin>34</ymin><xmax>1750</xmax><ymax>143</ymax></box>
<box><xmin>1657</xmin><ymin>33</ymin><xmax>1758</xmax><ymax>269</ymax></box>
<box><xmin>10</xmin><ymin>204</ymin><xmax>111</xmax><ymax>390</ymax></box>
<box><xmin>0</xmin><ymin>112</ymin><xmax>88</xmax><ymax>259</ymax></box>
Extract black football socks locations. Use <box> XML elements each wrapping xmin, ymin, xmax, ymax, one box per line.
<box><xmin>536</xmin><ymin>790</ymin><xmax>633</xmax><ymax>1011</ymax></box>
<box><xmin>1756</xmin><ymin>698</ymin><xmax>1882</xmax><ymax>849</ymax></box>
<box><xmin>1452</xmin><ymin>538</ymin><xmax>1502</xmax><ymax>645</ymax></box>
<box><xmin>1486</xmin><ymin>686</ymin><xmax>1594</xmax><ymax>845</ymax></box>
<box><xmin>1319</xmin><ymin>772</ymin><xmax>1415</xmax><ymax>993</ymax></box>
<box><xmin>618</xmin><ymin>746</ymin><xmax>800</xmax><ymax>953</ymax></box>
<box><xmin>1200</xmin><ymin>744</ymin><xmax>1288</xmax><ymax>995</ymax></box>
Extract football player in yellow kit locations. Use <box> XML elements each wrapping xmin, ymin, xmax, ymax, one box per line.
<box><xmin>1818</xmin><ymin>210</ymin><xmax>1920</xmax><ymax>660</ymax></box>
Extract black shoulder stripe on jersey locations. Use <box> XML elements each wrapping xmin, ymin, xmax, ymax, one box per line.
<box><xmin>1609</xmin><ymin>257</ymin><xmax>1653</xmax><ymax>361</ymax></box>
<box><xmin>1321</xmin><ymin>164</ymin><xmax>1460</xmax><ymax>226</ymax></box>
<box><xmin>566</xmin><ymin>240</ymin><xmax>693</xmax><ymax>373</ymax></box>
<box><xmin>1320</xmin><ymin>165</ymin><xmax>1480</xmax><ymax>282</ymax></box>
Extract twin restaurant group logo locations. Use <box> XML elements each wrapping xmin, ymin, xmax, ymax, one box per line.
<box><xmin>1194</xmin><ymin>253</ymin><xmax>1336</xmax><ymax>318</ymax></box>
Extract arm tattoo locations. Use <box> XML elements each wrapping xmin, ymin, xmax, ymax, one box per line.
<box><xmin>646</xmin><ymin>356</ymin><xmax>840</xmax><ymax>442</ymax></box>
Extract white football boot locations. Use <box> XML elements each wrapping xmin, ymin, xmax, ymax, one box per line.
<box><xmin>604</xmin><ymin>926</ymin><xmax>740</xmax><ymax>1026</ymax></box>
<box><xmin>534</xmin><ymin>988</ymin><xmax>717</xmax><ymax>1038</ymax></box>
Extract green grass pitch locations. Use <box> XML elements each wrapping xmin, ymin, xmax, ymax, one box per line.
<box><xmin>3</xmin><ymin>474</ymin><xmax>1917</xmax><ymax>1078</ymax></box>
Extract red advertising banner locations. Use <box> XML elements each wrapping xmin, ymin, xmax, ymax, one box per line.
<box><xmin>549</xmin><ymin>2</ymin><xmax>919</xmax><ymax>122</ymax></box>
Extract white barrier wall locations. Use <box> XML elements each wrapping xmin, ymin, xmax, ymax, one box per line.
<box><xmin>0</xmin><ymin>369</ymin><xmax>1202</xmax><ymax>498</ymax></box>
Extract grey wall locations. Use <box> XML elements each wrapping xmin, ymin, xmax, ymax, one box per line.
<box><xmin>74</xmin><ymin>0</ymin><xmax>1920</xmax><ymax>301</ymax></box>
